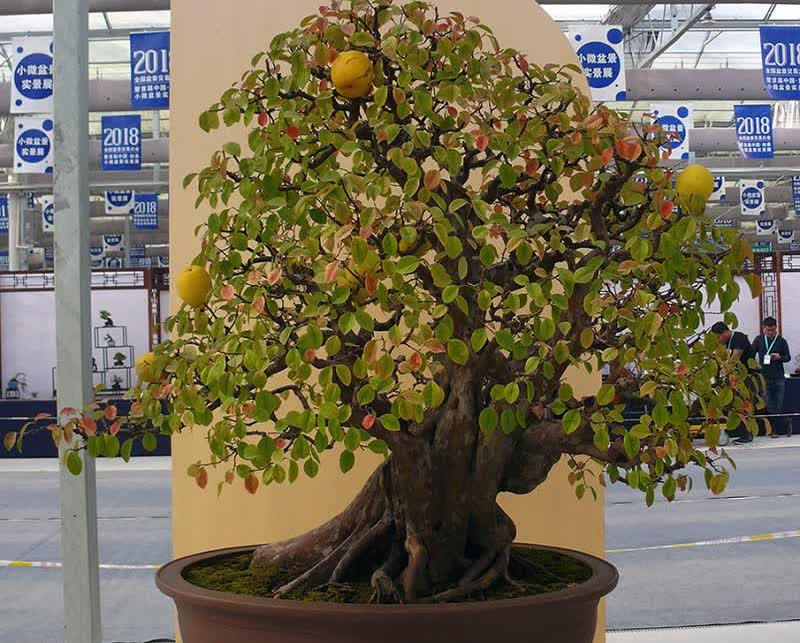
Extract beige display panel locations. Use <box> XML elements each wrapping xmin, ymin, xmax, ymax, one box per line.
<box><xmin>170</xmin><ymin>1</ymin><xmax>604</xmax><ymax>640</ymax></box>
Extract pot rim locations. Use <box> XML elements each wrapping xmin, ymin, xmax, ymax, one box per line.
<box><xmin>156</xmin><ymin>542</ymin><xmax>618</xmax><ymax>616</ymax></box>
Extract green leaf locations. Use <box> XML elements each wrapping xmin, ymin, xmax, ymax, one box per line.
<box><xmin>442</xmin><ymin>285</ymin><xmax>460</xmax><ymax>304</ymax></box>
<box><xmin>142</xmin><ymin>432</ymin><xmax>157</xmax><ymax>452</ymax></box>
<box><xmin>479</xmin><ymin>407</ymin><xmax>498</xmax><ymax>434</ymax></box>
<box><xmin>536</xmin><ymin>318</ymin><xmax>556</xmax><ymax>341</ymax></box>
<box><xmin>344</xmin><ymin>427</ymin><xmax>362</xmax><ymax>451</ymax></box>
<box><xmin>623</xmin><ymin>432</ymin><xmax>640</xmax><ymax>460</ymax></box>
<box><xmin>562</xmin><ymin>409</ymin><xmax>581</xmax><ymax>434</ymax></box>
<box><xmin>653</xmin><ymin>403</ymin><xmax>669</xmax><ymax>428</ymax></box>
<box><xmin>499</xmin><ymin>164</ymin><xmax>517</xmax><ymax>189</ymax></box>
<box><xmin>339</xmin><ymin>450</ymin><xmax>355</xmax><ymax>473</ymax></box>
<box><xmin>65</xmin><ymin>450</ymin><xmax>82</xmax><ymax>476</ymax></box>
<box><xmin>379</xmin><ymin>414</ymin><xmax>401</xmax><ymax>431</ymax></box>
<box><xmin>304</xmin><ymin>458</ymin><xmax>320</xmax><ymax>478</ymax></box>
<box><xmin>447</xmin><ymin>339</ymin><xmax>469</xmax><ymax>365</ymax></box>
<box><xmin>597</xmin><ymin>384</ymin><xmax>616</xmax><ymax>406</ymax></box>
<box><xmin>423</xmin><ymin>381</ymin><xmax>445</xmax><ymax>408</ymax></box>
<box><xmin>397</xmin><ymin>256</ymin><xmax>420</xmax><ymax>274</ymax></box>
<box><xmin>445</xmin><ymin>237</ymin><xmax>463</xmax><ymax>259</ymax></box>
<box><xmin>471</xmin><ymin>329</ymin><xmax>488</xmax><ymax>353</ymax></box>
<box><xmin>121</xmin><ymin>438</ymin><xmax>134</xmax><ymax>462</ymax></box>
<box><xmin>501</xmin><ymin>409</ymin><xmax>517</xmax><ymax>434</ymax></box>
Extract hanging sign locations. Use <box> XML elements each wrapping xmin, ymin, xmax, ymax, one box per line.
<box><xmin>0</xmin><ymin>197</ymin><xmax>8</xmax><ymax>233</ymax></box>
<box><xmin>101</xmin><ymin>115</ymin><xmax>141</xmax><ymax>171</ymax></box>
<box><xmin>41</xmin><ymin>195</ymin><xmax>54</xmax><ymax>232</ymax></box>
<box><xmin>105</xmin><ymin>256</ymin><xmax>123</xmax><ymax>269</ymax></box>
<box><xmin>26</xmin><ymin>193</ymin><xmax>35</xmax><ymax>208</ymax></box>
<box><xmin>105</xmin><ymin>190</ymin><xmax>136</xmax><ymax>215</ymax></box>
<box><xmin>44</xmin><ymin>246</ymin><xmax>53</xmax><ymax>267</ymax></box>
<box><xmin>157</xmin><ymin>256</ymin><xmax>169</xmax><ymax>268</ymax></box>
<box><xmin>734</xmin><ymin>104</ymin><xmax>774</xmax><ymax>159</ymax></box>
<box><xmin>130</xmin><ymin>244</ymin><xmax>146</xmax><ymax>259</ymax></box>
<box><xmin>759</xmin><ymin>26</ymin><xmax>800</xmax><ymax>100</ymax></box>
<box><xmin>14</xmin><ymin>117</ymin><xmax>54</xmax><ymax>174</ymax></box>
<box><xmin>568</xmin><ymin>26</ymin><xmax>626</xmax><ymax>102</ymax></box>
<box><xmin>130</xmin><ymin>31</ymin><xmax>170</xmax><ymax>109</ymax></box>
<box><xmin>103</xmin><ymin>234</ymin><xmax>125</xmax><ymax>254</ymax></box>
<box><xmin>90</xmin><ymin>246</ymin><xmax>104</xmax><ymax>269</ymax></box>
<box><xmin>739</xmin><ymin>180</ymin><xmax>767</xmax><ymax>216</ymax></box>
<box><xmin>651</xmin><ymin>104</ymin><xmax>692</xmax><ymax>160</ymax></box>
<box><xmin>0</xmin><ymin>251</ymin><xmax>8</xmax><ymax>271</ymax></box>
<box><xmin>711</xmin><ymin>176</ymin><xmax>727</xmax><ymax>202</ymax></box>
<box><xmin>714</xmin><ymin>217</ymin><xmax>735</xmax><ymax>228</ymax></box>
<box><xmin>132</xmin><ymin>193</ymin><xmax>159</xmax><ymax>230</ymax></box>
<box><xmin>777</xmin><ymin>229</ymin><xmax>795</xmax><ymax>244</ymax></box>
<box><xmin>10</xmin><ymin>37</ymin><xmax>53</xmax><ymax>114</ymax></box>
<box><xmin>793</xmin><ymin>176</ymin><xmax>800</xmax><ymax>215</ymax></box>
<box><xmin>752</xmin><ymin>241</ymin><xmax>773</xmax><ymax>253</ymax></box>
<box><xmin>756</xmin><ymin>219</ymin><xmax>776</xmax><ymax>236</ymax></box>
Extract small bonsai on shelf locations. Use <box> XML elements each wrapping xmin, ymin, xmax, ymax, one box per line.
<box><xmin>113</xmin><ymin>352</ymin><xmax>127</xmax><ymax>367</ymax></box>
<box><xmin>100</xmin><ymin>310</ymin><xmax>115</xmax><ymax>327</ymax></box>
<box><xmin>8</xmin><ymin>0</ymin><xmax>760</xmax><ymax>607</ymax></box>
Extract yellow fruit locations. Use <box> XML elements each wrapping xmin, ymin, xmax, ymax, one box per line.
<box><xmin>331</xmin><ymin>50</ymin><xmax>374</xmax><ymax>99</ymax></box>
<box><xmin>135</xmin><ymin>352</ymin><xmax>156</xmax><ymax>383</ymax></box>
<box><xmin>176</xmin><ymin>265</ymin><xmax>212</xmax><ymax>308</ymax></box>
<box><xmin>675</xmin><ymin>164</ymin><xmax>714</xmax><ymax>201</ymax></box>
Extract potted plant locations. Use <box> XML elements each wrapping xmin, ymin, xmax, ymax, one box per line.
<box><xmin>7</xmin><ymin>2</ymin><xmax>760</xmax><ymax>641</ymax></box>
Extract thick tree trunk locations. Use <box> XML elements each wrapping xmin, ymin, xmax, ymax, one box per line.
<box><xmin>251</xmin><ymin>405</ymin><xmax>562</xmax><ymax>602</ymax></box>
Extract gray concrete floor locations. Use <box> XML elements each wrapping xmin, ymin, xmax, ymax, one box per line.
<box><xmin>607</xmin><ymin>437</ymin><xmax>800</xmax><ymax>629</ymax></box>
<box><xmin>0</xmin><ymin>438</ymin><xmax>798</xmax><ymax>641</ymax></box>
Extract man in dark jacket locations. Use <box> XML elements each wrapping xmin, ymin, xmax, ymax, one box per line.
<box><xmin>711</xmin><ymin>322</ymin><xmax>755</xmax><ymax>443</ymax></box>
<box><xmin>752</xmin><ymin>317</ymin><xmax>792</xmax><ymax>437</ymax></box>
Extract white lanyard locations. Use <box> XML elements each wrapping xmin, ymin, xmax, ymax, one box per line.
<box><xmin>764</xmin><ymin>335</ymin><xmax>778</xmax><ymax>355</ymax></box>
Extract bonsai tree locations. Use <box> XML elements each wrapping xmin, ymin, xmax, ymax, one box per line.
<box><xmin>100</xmin><ymin>310</ymin><xmax>114</xmax><ymax>327</ymax></box>
<box><xmin>113</xmin><ymin>352</ymin><xmax>127</xmax><ymax>367</ymax></box>
<box><xmin>9</xmin><ymin>0</ymin><xmax>759</xmax><ymax>603</ymax></box>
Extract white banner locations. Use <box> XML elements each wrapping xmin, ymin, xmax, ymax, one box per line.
<box><xmin>651</xmin><ymin>104</ymin><xmax>693</xmax><ymax>160</ymax></box>
<box><xmin>103</xmin><ymin>234</ymin><xmax>125</xmax><ymax>254</ymax></box>
<box><xmin>105</xmin><ymin>190</ymin><xmax>136</xmax><ymax>215</ymax></box>
<box><xmin>711</xmin><ymin>176</ymin><xmax>727</xmax><ymax>202</ymax></box>
<box><xmin>756</xmin><ymin>219</ymin><xmax>776</xmax><ymax>235</ymax></box>
<box><xmin>14</xmin><ymin>117</ymin><xmax>53</xmax><ymax>174</ymax></box>
<box><xmin>777</xmin><ymin>229</ymin><xmax>795</xmax><ymax>244</ymax></box>
<box><xmin>739</xmin><ymin>180</ymin><xmax>767</xmax><ymax>216</ymax></box>
<box><xmin>89</xmin><ymin>246</ymin><xmax>104</xmax><ymax>269</ymax></box>
<box><xmin>41</xmin><ymin>195</ymin><xmax>54</xmax><ymax>232</ymax></box>
<box><xmin>568</xmin><ymin>26</ymin><xmax>627</xmax><ymax>102</ymax></box>
<box><xmin>10</xmin><ymin>37</ymin><xmax>53</xmax><ymax>114</ymax></box>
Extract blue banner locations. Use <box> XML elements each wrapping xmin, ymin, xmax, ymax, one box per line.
<box><xmin>132</xmin><ymin>193</ymin><xmax>159</xmax><ymax>230</ymax></box>
<box><xmin>0</xmin><ymin>251</ymin><xmax>8</xmax><ymax>271</ymax></box>
<box><xmin>11</xmin><ymin>37</ymin><xmax>54</xmax><ymax>114</ymax></box>
<box><xmin>793</xmin><ymin>176</ymin><xmax>800</xmax><ymax>215</ymax></box>
<box><xmin>760</xmin><ymin>26</ymin><xmax>800</xmax><ymax>100</ymax></box>
<box><xmin>105</xmin><ymin>190</ymin><xmax>136</xmax><ymax>215</ymax></box>
<box><xmin>569</xmin><ymin>26</ymin><xmax>627</xmax><ymax>102</ymax></box>
<box><xmin>0</xmin><ymin>197</ymin><xmax>8</xmax><ymax>234</ymax></box>
<box><xmin>14</xmin><ymin>117</ymin><xmax>54</xmax><ymax>173</ymax></box>
<box><xmin>101</xmin><ymin>115</ymin><xmax>141</xmax><ymax>171</ymax></box>
<box><xmin>734</xmin><ymin>104</ymin><xmax>774</xmax><ymax>159</ymax></box>
<box><xmin>130</xmin><ymin>32</ymin><xmax>170</xmax><ymax>109</ymax></box>
<box><xmin>130</xmin><ymin>244</ymin><xmax>147</xmax><ymax>258</ymax></box>
<box><xmin>90</xmin><ymin>246</ymin><xmax>104</xmax><ymax>269</ymax></box>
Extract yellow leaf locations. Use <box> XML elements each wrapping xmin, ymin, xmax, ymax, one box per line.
<box><xmin>639</xmin><ymin>381</ymin><xmax>658</xmax><ymax>397</ymax></box>
<box><xmin>745</xmin><ymin>273</ymin><xmax>763</xmax><ymax>298</ymax></box>
<box><xmin>580</xmin><ymin>328</ymin><xmax>594</xmax><ymax>349</ymax></box>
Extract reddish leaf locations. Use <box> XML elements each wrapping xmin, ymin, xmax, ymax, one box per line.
<box><xmin>475</xmin><ymin>134</ymin><xmax>489</xmax><ymax>152</ymax></box>
<box><xmin>615</xmin><ymin>138</ymin><xmax>642</xmax><ymax>162</ymax></box>
<box><xmin>600</xmin><ymin>147</ymin><xmax>614</xmax><ymax>165</ymax></box>
<box><xmin>275</xmin><ymin>438</ymin><xmax>288</xmax><ymax>450</ymax></box>
<box><xmin>655</xmin><ymin>446</ymin><xmax>667</xmax><ymax>459</ymax></box>
<box><xmin>676</xmin><ymin>364</ymin><xmax>689</xmax><ymax>376</ymax></box>
<box><xmin>424</xmin><ymin>169</ymin><xmax>441</xmax><ymax>191</ymax></box>
<box><xmin>524</xmin><ymin>159</ymin><xmax>540</xmax><ymax>177</ymax></box>
<box><xmin>80</xmin><ymin>417</ymin><xmax>97</xmax><ymax>436</ymax></box>
<box><xmin>359</xmin><ymin>226</ymin><xmax>374</xmax><ymax>240</ymax></box>
<box><xmin>34</xmin><ymin>412</ymin><xmax>50</xmax><ymax>421</ymax></box>
<box><xmin>325</xmin><ymin>261</ymin><xmax>340</xmax><ymax>283</ymax></box>
<box><xmin>244</xmin><ymin>473</ymin><xmax>259</xmax><ymax>495</ymax></box>
<box><xmin>109</xmin><ymin>422</ymin><xmax>121</xmax><ymax>437</ymax></box>
<box><xmin>257</xmin><ymin>112</ymin><xmax>269</xmax><ymax>127</ymax></box>
<box><xmin>225</xmin><ymin>470</ymin><xmax>235</xmax><ymax>485</ymax></box>
<box><xmin>365</xmin><ymin>274</ymin><xmax>378</xmax><ymax>295</ymax></box>
<box><xmin>60</xmin><ymin>407</ymin><xmax>78</xmax><ymax>417</ymax></box>
<box><xmin>517</xmin><ymin>55</ymin><xmax>529</xmax><ymax>73</ymax></box>
<box><xmin>304</xmin><ymin>348</ymin><xmax>317</xmax><ymax>362</ymax></box>
<box><xmin>220</xmin><ymin>285</ymin><xmax>235</xmax><ymax>301</ymax></box>
<box><xmin>63</xmin><ymin>422</ymin><xmax>74</xmax><ymax>444</ymax></box>
<box><xmin>195</xmin><ymin>468</ymin><xmax>208</xmax><ymax>490</ymax></box>
<box><xmin>130</xmin><ymin>402</ymin><xmax>143</xmax><ymax>417</ymax></box>
<box><xmin>423</xmin><ymin>339</ymin><xmax>446</xmax><ymax>353</ymax></box>
<box><xmin>286</xmin><ymin>125</ymin><xmax>300</xmax><ymax>140</ymax></box>
<box><xmin>104</xmin><ymin>405</ymin><xmax>118</xmax><ymax>421</ymax></box>
<box><xmin>660</xmin><ymin>201</ymin><xmax>674</xmax><ymax>219</ymax></box>
<box><xmin>267</xmin><ymin>267</ymin><xmax>282</xmax><ymax>285</ymax></box>
<box><xmin>362</xmin><ymin>414</ymin><xmax>376</xmax><ymax>430</ymax></box>
<box><xmin>242</xmin><ymin>401</ymin><xmax>256</xmax><ymax>417</ymax></box>
<box><xmin>253</xmin><ymin>295</ymin><xmax>265</xmax><ymax>314</ymax></box>
<box><xmin>408</xmin><ymin>352</ymin><xmax>422</xmax><ymax>372</ymax></box>
<box><xmin>447</xmin><ymin>106</ymin><xmax>458</xmax><ymax>118</ymax></box>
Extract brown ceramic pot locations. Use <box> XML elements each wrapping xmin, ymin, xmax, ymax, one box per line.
<box><xmin>156</xmin><ymin>543</ymin><xmax>618</xmax><ymax>643</ymax></box>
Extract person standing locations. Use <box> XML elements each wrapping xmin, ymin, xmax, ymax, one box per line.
<box><xmin>711</xmin><ymin>322</ymin><xmax>755</xmax><ymax>443</ymax></box>
<box><xmin>752</xmin><ymin>317</ymin><xmax>792</xmax><ymax>437</ymax></box>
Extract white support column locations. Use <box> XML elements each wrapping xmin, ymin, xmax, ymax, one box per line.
<box><xmin>7</xmin><ymin>192</ymin><xmax>22</xmax><ymax>271</ymax></box>
<box><xmin>53</xmin><ymin>2</ymin><xmax>102</xmax><ymax>643</ymax></box>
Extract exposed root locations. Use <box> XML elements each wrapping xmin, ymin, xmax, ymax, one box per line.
<box><xmin>401</xmin><ymin>528</ymin><xmax>429</xmax><ymax>602</ymax></box>
<box><xmin>329</xmin><ymin>511</ymin><xmax>393</xmax><ymax>584</ymax></box>
<box><xmin>370</xmin><ymin>568</ymin><xmax>402</xmax><ymax>604</ymax></box>
<box><xmin>273</xmin><ymin>528</ymin><xmax>362</xmax><ymax>598</ymax></box>
<box><xmin>420</xmin><ymin>545</ymin><xmax>512</xmax><ymax>604</ymax></box>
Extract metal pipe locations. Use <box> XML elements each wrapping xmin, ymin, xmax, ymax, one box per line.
<box><xmin>0</xmin><ymin>138</ymin><xmax>168</xmax><ymax>167</ymax></box>
<box><xmin>0</xmin><ymin>0</ymin><xmax>168</xmax><ymax>14</ymax></box>
<box><xmin>53</xmin><ymin>2</ymin><xmax>102</xmax><ymax>641</ymax></box>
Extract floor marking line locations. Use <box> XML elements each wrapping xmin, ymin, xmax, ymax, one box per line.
<box><xmin>0</xmin><ymin>560</ymin><xmax>161</xmax><ymax>570</ymax></box>
<box><xmin>608</xmin><ymin>529</ymin><xmax>800</xmax><ymax>553</ymax></box>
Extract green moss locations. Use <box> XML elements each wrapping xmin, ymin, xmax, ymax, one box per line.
<box><xmin>184</xmin><ymin>546</ymin><xmax>592</xmax><ymax>604</ymax></box>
